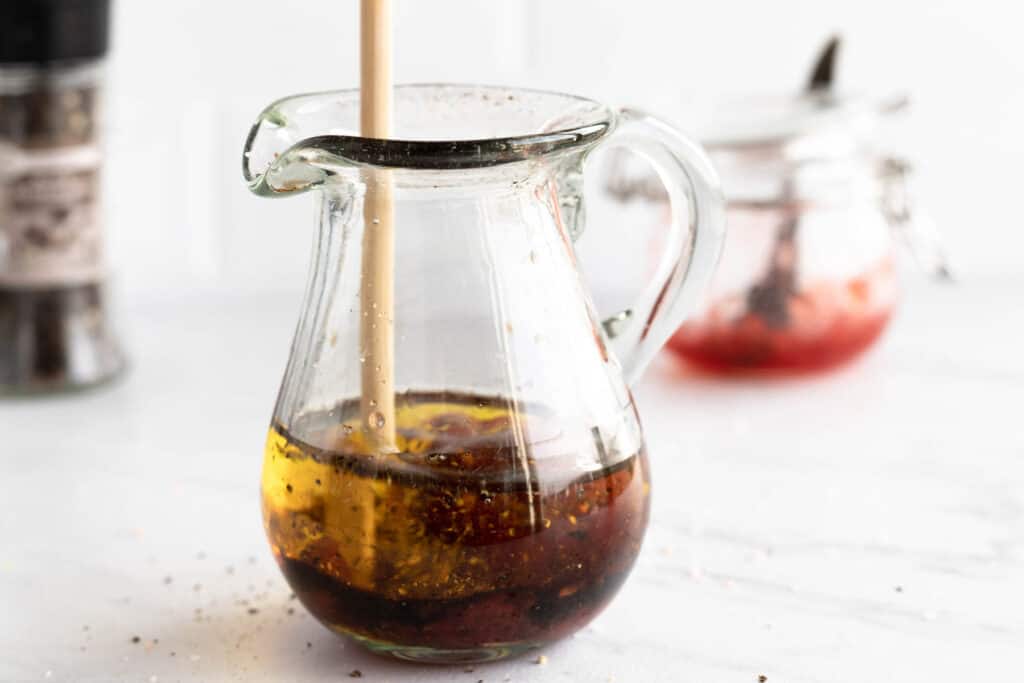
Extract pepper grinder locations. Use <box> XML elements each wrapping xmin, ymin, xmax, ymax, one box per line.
<box><xmin>0</xmin><ymin>0</ymin><xmax>125</xmax><ymax>393</ymax></box>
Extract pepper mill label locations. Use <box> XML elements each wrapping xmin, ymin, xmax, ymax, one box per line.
<box><xmin>0</xmin><ymin>144</ymin><xmax>103</xmax><ymax>286</ymax></box>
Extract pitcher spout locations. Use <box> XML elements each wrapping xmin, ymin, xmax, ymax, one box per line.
<box><xmin>242</xmin><ymin>94</ymin><xmax>361</xmax><ymax>197</ymax></box>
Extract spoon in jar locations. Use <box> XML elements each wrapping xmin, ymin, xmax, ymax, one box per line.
<box><xmin>745</xmin><ymin>35</ymin><xmax>840</xmax><ymax>328</ymax></box>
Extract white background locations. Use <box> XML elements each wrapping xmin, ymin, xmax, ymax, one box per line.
<box><xmin>102</xmin><ymin>0</ymin><xmax>1023</xmax><ymax>302</ymax></box>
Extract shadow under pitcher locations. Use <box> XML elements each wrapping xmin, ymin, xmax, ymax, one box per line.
<box><xmin>242</xmin><ymin>84</ymin><xmax>726</xmax><ymax>663</ymax></box>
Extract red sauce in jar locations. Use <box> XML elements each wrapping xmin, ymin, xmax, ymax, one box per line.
<box><xmin>668</xmin><ymin>259</ymin><xmax>896</xmax><ymax>373</ymax></box>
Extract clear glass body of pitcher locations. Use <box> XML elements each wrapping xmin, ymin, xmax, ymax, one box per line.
<box><xmin>243</xmin><ymin>85</ymin><xmax>725</xmax><ymax>663</ymax></box>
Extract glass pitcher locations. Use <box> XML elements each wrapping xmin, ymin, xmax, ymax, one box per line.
<box><xmin>243</xmin><ymin>84</ymin><xmax>725</xmax><ymax>663</ymax></box>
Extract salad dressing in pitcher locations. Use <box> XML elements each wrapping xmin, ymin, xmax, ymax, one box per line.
<box><xmin>262</xmin><ymin>392</ymin><xmax>649</xmax><ymax>658</ymax></box>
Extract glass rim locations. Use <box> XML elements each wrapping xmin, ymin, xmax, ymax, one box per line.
<box><xmin>244</xmin><ymin>83</ymin><xmax>616</xmax><ymax>186</ymax></box>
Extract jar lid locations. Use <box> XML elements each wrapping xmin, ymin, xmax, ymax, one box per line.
<box><xmin>683</xmin><ymin>91</ymin><xmax>907</xmax><ymax>204</ymax></box>
<box><xmin>0</xmin><ymin>0</ymin><xmax>110</xmax><ymax>64</ymax></box>
<box><xmin>698</xmin><ymin>91</ymin><xmax>906</xmax><ymax>163</ymax></box>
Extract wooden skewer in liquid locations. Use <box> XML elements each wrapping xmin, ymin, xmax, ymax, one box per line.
<box><xmin>359</xmin><ymin>0</ymin><xmax>396</xmax><ymax>448</ymax></box>
<box><xmin>346</xmin><ymin>0</ymin><xmax>396</xmax><ymax>590</ymax></box>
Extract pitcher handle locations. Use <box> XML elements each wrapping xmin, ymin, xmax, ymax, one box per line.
<box><xmin>594</xmin><ymin>108</ymin><xmax>726</xmax><ymax>385</ymax></box>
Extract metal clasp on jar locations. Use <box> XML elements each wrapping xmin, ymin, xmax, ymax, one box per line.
<box><xmin>879</xmin><ymin>157</ymin><xmax>954</xmax><ymax>282</ymax></box>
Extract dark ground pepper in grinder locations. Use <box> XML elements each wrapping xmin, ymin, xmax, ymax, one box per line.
<box><xmin>0</xmin><ymin>0</ymin><xmax>124</xmax><ymax>392</ymax></box>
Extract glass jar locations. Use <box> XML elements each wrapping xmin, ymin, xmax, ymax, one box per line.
<box><xmin>608</xmin><ymin>94</ymin><xmax>948</xmax><ymax>374</ymax></box>
<box><xmin>0</xmin><ymin>0</ymin><xmax>124</xmax><ymax>392</ymax></box>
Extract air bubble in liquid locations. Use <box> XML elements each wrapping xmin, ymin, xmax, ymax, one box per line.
<box><xmin>368</xmin><ymin>411</ymin><xmax>386</xmax><ymax>430</ymax></box>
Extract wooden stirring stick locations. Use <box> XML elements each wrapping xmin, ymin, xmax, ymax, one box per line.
<box><xmin>359</xmin><ymin>0</ymin><xmax>396</xmax><ymax>447</ymax></box>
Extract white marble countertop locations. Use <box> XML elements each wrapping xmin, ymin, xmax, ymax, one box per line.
<box><xmin>3</xmin><ymin>276</ymin><xmax>1022</xmax><ymax>683</ymax></box>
